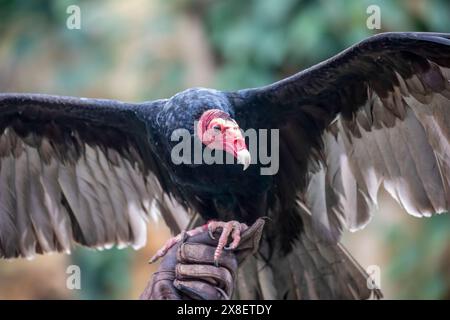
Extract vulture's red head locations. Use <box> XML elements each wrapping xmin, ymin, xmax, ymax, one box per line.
<box><xmin>197</xmin><ymin>109</ymin><xmax>251</xmax><ymax>170</ymax></box>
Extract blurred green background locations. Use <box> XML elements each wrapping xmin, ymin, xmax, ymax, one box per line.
<box><xmin>0</xmin><ymin>0</ymin><xmax>449</xmax><ymax>299</ymax></box>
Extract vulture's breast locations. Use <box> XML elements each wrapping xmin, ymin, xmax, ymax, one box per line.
<box><xmin>169</xmin><ymin>158</ymin><xmax>273</xmax><ymax>197</ymax></box>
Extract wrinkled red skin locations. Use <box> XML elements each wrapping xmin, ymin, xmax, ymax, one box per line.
<box><xmin>197</xmin><ymin>109</ymin><xmax>248</xmax><ymax>158</ymax></box>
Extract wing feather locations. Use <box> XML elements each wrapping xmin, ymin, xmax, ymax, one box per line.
<box><xmin>0</xmin><ymin>94</ymin><xmax>191</xmax><ymax>258</ymax></box>
<box><xmin>237</xmin><ymin>32</ymin><xmax>450</xmax><ymax>242</ymax></box>
<box><xmin>322</xmin><ymin>65</ymin><xmax>450</xmax><ymax>235</ymax></box>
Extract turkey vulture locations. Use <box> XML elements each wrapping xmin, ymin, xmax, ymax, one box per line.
<box><xmin>1</xmin><ymin>32</ymin><xmax>450</xmax><ymax>299</ymax></box>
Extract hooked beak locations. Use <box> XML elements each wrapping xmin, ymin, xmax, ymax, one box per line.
<box><xmin>224</xmin><ymin>132</ymin><xmax>251</xmax><ymax>171</ymax></box>
<box><xmin>236</xmin><ymin>149</ymin><xmax>251</xmax><ymax>170</ymax></box>
<box><xmin>223</xmin><ymin>127</ymin><xmax>251</xmax><ymax>171</ymax></box>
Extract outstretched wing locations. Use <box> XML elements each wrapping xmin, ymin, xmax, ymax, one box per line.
<box><xmin>0</xmin><ymin>93</ymin><xmax>189</xmax><ymax>258</ymax></box>
<box><xmin>236</xmin><ymin>32</ymin><xmax>450</xmax><ymax>242</ymax></box>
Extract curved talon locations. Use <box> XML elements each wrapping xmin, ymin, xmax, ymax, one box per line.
<box><xmin>208</xmin><ymin>224</ymin><xmax>216</xmax><ymax>240</ymax></box>
<box><xmin>227</xmin><ymin>223</ymin><xmax>244</xmax><ymax>250</ymax></box>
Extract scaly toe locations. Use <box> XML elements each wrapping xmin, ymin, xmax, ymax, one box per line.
<box><xmin>148</xmin><ymin>230</ymin><xmax>188</xmax><ymax>263</ymax></box>
<box><xmin>225</xmin><ymin>222</ymin><xmax>248</xmax><ymax>250</ymax></box>
<box><xmin>213</xmin><ymin>223</ymin><xmax>234</xmax><ymax>264</ymax></box>
<box><xmin>212</xmin><ymin>220</ymin><xmax>249</xmax><ymax>264</ymax></box>
<box><xmin>208</xmin><ymin>223</ymin><xmax>216</xmax><ymax>240</ymax></box>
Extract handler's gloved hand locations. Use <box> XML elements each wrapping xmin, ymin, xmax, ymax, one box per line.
<box><xmin>139</xmin><ymin>218</ymin><xmax>265</xmax><ymax>300</ymax></box>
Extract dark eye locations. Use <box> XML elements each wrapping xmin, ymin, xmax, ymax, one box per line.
<box><xmin>212</xmin><ymin>125</ymin><xmax>221</xmax><ymax>132</ymax></box>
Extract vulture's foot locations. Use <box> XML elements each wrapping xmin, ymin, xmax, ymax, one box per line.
<box><xmin>207</xmin><ymin>220</ymin><xmax>248</xmax><ymax>266</ymax></box>
<box><xmin>148</xmin><ymin>220</ymin><xmax>248</xmax><ymax>266</ymax></box>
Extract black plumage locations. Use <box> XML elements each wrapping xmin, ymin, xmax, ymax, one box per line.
<box><xmin>1</xmin><ymin>32</ymin><xmax>450</xmax><ymax>299</ymax></box>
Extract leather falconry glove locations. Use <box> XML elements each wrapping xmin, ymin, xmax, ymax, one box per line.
<box><xmin>139</xmin><ymin>218</ymin><xmax>265</xmax><ymax>300</ymax></box>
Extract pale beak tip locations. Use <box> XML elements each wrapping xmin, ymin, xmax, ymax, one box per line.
<box><xmin>236</xmin><ymin>149</ymin><xmax>251</xmax><ymax>171</ymax></box>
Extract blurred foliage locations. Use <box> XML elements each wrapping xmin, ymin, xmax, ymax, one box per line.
<box><xmin>384</xmin><ymin>214</ymin><xmax>450</xmax><ymax>299</ymax></box>
<box><xmin>0</xmin><ymin>0</ymin><xmax>184</xmax><ymax>98</ymax></box>
<box><xmin>0</xmin><ymin>0</ymin><xmax>449</xmax><ymax>299</ymax></box>
<box><xmin>72</xmin><ymin>247</ymin><xmax>133</xmax><ymax>299</ymax></box>
<box><xmin>196</xmin><ymin>0</ymin><xmax>450</xmax><ymax>90</ymax></box>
